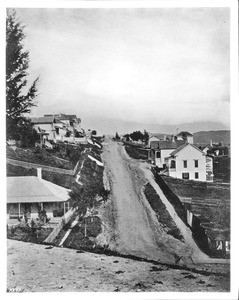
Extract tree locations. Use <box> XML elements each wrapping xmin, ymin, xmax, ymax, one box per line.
<box><xmin>115</xmin><ymin>132</ymin><xmax>120</xmax><ymax>140</ymax></box>
<box><xmin>143</xmin><ymin>129</ymin><xmax>149</xmax><ymax>145</ymax></box>
<box><xmin>129</xmin><ymin>131</ymin><xmax>144</xmax><ymax>142</ymax></box>
<box><xmin>123</xmin><ymin>134</ymin><xmax>130</xmax><ymax>141</ymax></box>
<box><xmin>15</xmin><ymin>119</ymin><xmax>39</xmax><ymax>148</ymax></box>
<box><xmin>181</xmin><ymin>132</ymin><xmax>188</xmax><ymax>141</ymax></box>
<box><xmin>6</xmin><ymin>9</ymin><xmax>39</xmax><ymax>140</ymax></box>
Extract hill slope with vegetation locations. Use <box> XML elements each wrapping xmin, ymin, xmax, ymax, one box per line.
<box><xmin>193</xmin><ymin>130</ymin><xmax>230</xmax><ymax>145</ymax></box>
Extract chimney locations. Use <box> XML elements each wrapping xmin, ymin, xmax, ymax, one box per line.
<box><xmin>37</xmin><ymin>168</ymin><xmax>42</xmax><ymax>179</ymax></box>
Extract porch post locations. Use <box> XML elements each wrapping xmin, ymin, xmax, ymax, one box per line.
<box><xmin>64</xmin><ymin>202</ymin><xmax>66</xmax><ymax>215</ymax></box>
<box><xmin>18</xmin><ymin>203</ymin><xmax>21</xmax><ymax>218</ymax></box>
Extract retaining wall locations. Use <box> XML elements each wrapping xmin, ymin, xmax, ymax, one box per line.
<box><xmin>152</xmin><ymin>168</ymin><xmax>211</xmax><ymax>255</ymax></box>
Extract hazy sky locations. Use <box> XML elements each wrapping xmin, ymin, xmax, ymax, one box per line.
<box><xmin>14</xmin><ymin>7</ymin><xmax>230</xmax><ymax>132</ymax></box>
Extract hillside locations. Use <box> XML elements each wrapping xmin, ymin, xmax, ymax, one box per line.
<box><xmin>193</xmin><ymin>130</ymin><xmax>230</xmax><ymax>145</ymax></box>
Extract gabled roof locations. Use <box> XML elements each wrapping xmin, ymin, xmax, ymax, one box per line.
<box><xmin>149</xmin><ymin>133</ymin><xmax>172</xmax><ymax>140</ymax></box>
<box><xmin>170</xmin><ymin>143</ymin><xmax>205</xmax><ymax>157</ymax></box>
<box><xmin>150</xmin><ymin>140</ymin><xmax>185</xmax><ymax>150</ymax></box>
<box><xmin>31</xmin><ymin>116</ymin><xmax>55</xmax><ymax>124</ymax></box>
<box><xmin>7</xmin><ymin>176</ymin><xmax>70</xmax><ymax>204</ymax></box>
<box><xmin>177</xmin><ymin>131</ymin><xmax>193</xmax><ymax>137</ymax></box>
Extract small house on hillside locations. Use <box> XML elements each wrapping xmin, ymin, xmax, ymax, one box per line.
<box><xmin>176</xmin><ymin>131</ymin><xmax>194</xmax><ymax>144</ymax></box>
<box><xmin>165</xmin><ymin>143</ymin><xmax>209</xmax><ymax>181</ymax></box>
<box><xmin>149</xmin><ymin>140</ymin><xmax>185</xmax><ymax>168</ymax></box>
<box><xmin>44</xmin><ymin>113</ymin><xmax>81</xmax><ymax>133</ymax></box>
<box><xmin>31</xmin><ymin>116</ymin><xmax>56</xmax><ymax>140</ymax></box>
<box><xmin>31</xmin><ymin>113</ymin><xmax>82</xmax><ymax>144</ymax></box>
<box><xmin>7</xmin><ymin>168</ymin><xmax>70</xmax><ymax>221</ymax></box>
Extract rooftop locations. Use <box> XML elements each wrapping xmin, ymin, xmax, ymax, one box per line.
<box><xmin>177</xmin><ymin>131</ymin><xmax>193</xmax><ymax>137</ymax></box>
<box><xmin>31</xmin><ymin>116</ymin><xmax>55</xmax><ymax>124</ymax></box>
<box><xmin>150</xmin><ymin>140</ymin><xmax>185</xmax><ymax>150</ymax></box>
<box><xmin>7</xmin><ymin>176</ymin><xmax>70</xmax><ymax>204</ymax></box>
<box><xmin>170</xmin><ymin>143</ymin><xmax>204</xmax><ymax>157</ymax></box>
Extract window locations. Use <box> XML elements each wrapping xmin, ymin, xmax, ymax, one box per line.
<box><xmin>183</xmin><ymin>160</ymin><xmax>187</xmax><ymax>168</ymax></box>
<box><xmin>194</xmin><ymin>160</ymin><xmax>199</xmax><ymax>168</ymax></box>
<box><xmin>182</xmin><ymin>173</ymin><xmax>189</xmax><ymax>179</ymax></box>
<box><xmin>170</xmin><ymin>160</ymin><xmax>176</xmax><ymax>168</ymax></box>
<box><xmin>156</xmin><ymin>151</ymin><xmax>161</xmax><ymax>158</ymax></box>
<box><xmin>195</xmin><ymin>172</ymin><xmax>199</xmax><ymax>179</ymax></box>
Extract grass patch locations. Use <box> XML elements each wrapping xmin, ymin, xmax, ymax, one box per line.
<box><xmin>7</xmin><ymin>146</ymin><xmax>72</xmax><ymax>169</ymax></box>
<box><xmin>144</xmin><ymin>183</ymin><xmax>183</xmax><ymax>241</ymax></box>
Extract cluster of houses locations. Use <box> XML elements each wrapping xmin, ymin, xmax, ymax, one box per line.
<box><xmin>31</xmin><ymin>113</ymin><xmax>90</xmax><ymax>147</ymax></box>
<box><xmin>146</xmin><ymin>131</ymin><xmax>214</xmax><ymax>182</ymax></box>
<box><xmin>7</xmin><ymin>112</ymin><xmax>103</xmax><ymax>224</ymax></box>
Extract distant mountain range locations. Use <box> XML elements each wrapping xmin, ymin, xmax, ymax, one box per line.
<box><xmin>193</xmin><ymin>130</ymin><xmax>230</xmax><ymax>145</ymax></box>
<box><xmin>81</xmin><ymin>116</ymin><xmax>230</xmax><ymax>136</ymax></box>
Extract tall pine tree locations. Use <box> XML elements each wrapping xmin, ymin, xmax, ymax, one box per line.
<box><xmin>6</xmin><ymin>9</ymin><xmax>39</xmax><ymax>141</ymax></box>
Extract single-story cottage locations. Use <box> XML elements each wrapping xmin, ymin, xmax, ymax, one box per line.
<box><xmin>7</xmin><ymin>168</ymin><xmax>70</xmax><ymax>221</ymax></box>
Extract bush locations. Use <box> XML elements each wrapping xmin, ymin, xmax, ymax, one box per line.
<box><xmin>53</xmin><ymin>208</ymin><xmax>64</xmax><ymax>217</ymax></box>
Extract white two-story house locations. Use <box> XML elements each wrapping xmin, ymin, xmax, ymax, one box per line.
<box><xmin>165</xmin><ymin>143</ymin><xmax>208</xmax><ymax>181</ymax></box>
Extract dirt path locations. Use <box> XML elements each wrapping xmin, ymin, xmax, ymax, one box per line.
<box><xmin>7</xmin><ymin>239</ymin><xmax>229</xmax><ymax>292</ymax></box>
<box><xmin>99</xmin><ymin>140</ymin><xmax>229</xmax><ymax>267</ymax></box>
<box><xmin>99</xmin><ymin>141</ymin><xmax>194</xmax><ymax>264</ymax></box>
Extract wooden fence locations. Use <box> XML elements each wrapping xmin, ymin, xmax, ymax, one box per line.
<box><xmin>7</xmin><ymin>158</ymin><xmax>74</xmax><ymax>175</ymax></box>
<box><xmin>44</xmin><ymin>207</ymin><xmax>77</xmax><ymax>244</ymax></box>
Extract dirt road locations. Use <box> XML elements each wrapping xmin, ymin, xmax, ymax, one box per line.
<box><xmin>98</xmin><ymin>141</ymin><xmax>197</xmax><ymax>264</ymax></box>
<box><xmin>98</xmin><ymin>140</ymin><xmax>229</xmax><ymax>267</ymax></box>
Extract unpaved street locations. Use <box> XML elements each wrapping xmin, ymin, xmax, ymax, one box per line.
<box><xmin>99</xmin><ymin>140</ymin><xmax>230</xmax><ymax>265</ymax></box>
<box><xmin>100</xmin><ymin>141</ymin><xmax>187</xmax><ymax>264</ymax></box>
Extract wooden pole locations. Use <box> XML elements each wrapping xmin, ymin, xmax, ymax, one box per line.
<box><xmin>84</xmin><ymin>219</ymin><xmax>87</xmax><ymax>237</ymax></box>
